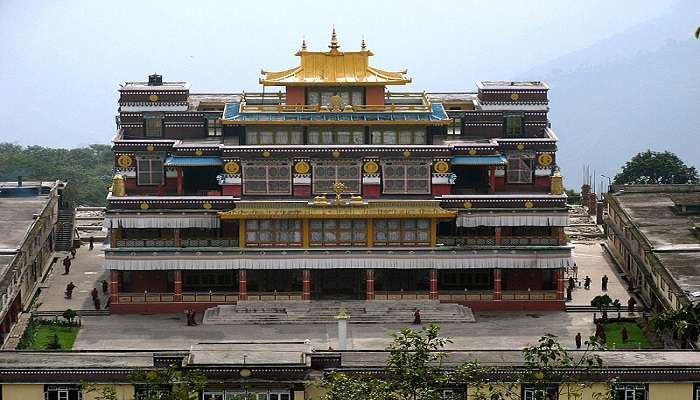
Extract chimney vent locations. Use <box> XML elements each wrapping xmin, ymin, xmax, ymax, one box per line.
<box><xmin>148</xmin><ymin>74</ymin><xmax>163</xmax><ymax>86</ymax></box>
<box><xmin>17</xmin><ymin>176</ymin><xmax>22</xmax><ymax>187</ymax></box>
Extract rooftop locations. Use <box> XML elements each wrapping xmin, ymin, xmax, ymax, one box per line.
<box><xmin>119</xmin><ymin>81</ymin><xmax>191</xmax><ymax>92</ymax></box>
<box><xmin>476</xmin><ymin>81</ymin><xmax>549</xmax><ymax>90</ymax></box>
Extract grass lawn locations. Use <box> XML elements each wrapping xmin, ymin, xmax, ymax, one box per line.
<box><xmin>604</xmin><ymin>321</ymin><xmax>653</xmax><ymax>349</ymax></box>
<box><xmin>26</xmin><ymin>323</ymin><xmax>79</xmax><ymax>350</ymax></box>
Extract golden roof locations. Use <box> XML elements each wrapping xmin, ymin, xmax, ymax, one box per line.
<box><xmin>260</xmin><ymin>30</ymin><xmax>411</xmax><ymax>87</ymax></box>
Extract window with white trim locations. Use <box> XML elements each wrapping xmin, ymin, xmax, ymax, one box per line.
<box><xmin>504</xmin><ymin>112</ymin><xmax>524</xmax><ymax>136</ymax></box>
<box><xmin>310</xmin><ymin>219</ymin><xmax>367</xmax><ymax>246</ymax></box>
<box><xmin>245</xmin><ymin>127</ymin><xmax>303</xmax><ymax>145</ymax></box>
<box><xmin>207</xmin><ymin>116</ymin><xmax>222</xmax><ymax>136</ymax></box>
<box><xmin>245</xmin><ymin>220</ymin><xmax>302</xmax><ymax>247</ymax></box>
<box><xmin>522</xmin><ymin>385</ymin><xmax>558</xmax><ymax>400</ymax></box>
<box><xmin>144</xmin><ymin>113</ymin><xmax>163</xmax><ymax>137</ymax></box>
<box><xmin>371</xmin><ymin>127</ymin><xmax>426</xmax><ymax>144</ymax></box>
<box><xmin>307</xmin><ymin>87</ymin><xmax>364</xmax><ymax>106</ymax></box>
<box><xmin>44</xmin><ymin>385</ymin><xmax>82</xmax><ymax>400</ymax></box>
<box><xmin>136</xmin><ymin>157</ymin><xmax>164</xmax><ymax>186</ymax></box>
<box><xmin>612</xmin><ymin>384</ymin><xmax>647</xmax><ymax>400</ymax></box>
<box><xmin>381</xmin><ymin>160</ymin><xmax>431</xmax><ymax>194</ymax></box>
<box><xmin>374</xmin><ymin>219</ymin><xmax>430</xmax><ymax>246</ymax></box>
<box><xmin>312</xmin><ymin>162</ymin><xmax>362</xmax><ymax>194</ymax></box>
<box><xmin>308</xmin><ymin>127</ymin><xmax>364</xmax><ymax>144</ymax></box>
<box><xmin>242</xmin><ymin>162</ymin><xmax>292</xmax><ymax>195</ymax></box>
<box><xmin>506</xmin><ymin>151</ymin><xmax>534</xmax><ymax>184</ymax></box>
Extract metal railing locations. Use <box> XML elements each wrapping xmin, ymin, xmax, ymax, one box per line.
<box><xmin>116</xmin><ymin>292</ymin><xmax>239</xmax><ymax>303</ymax></box>
<box><xmin>501</xmin><ymin>237</ymin><xmax>559</xmax><ymax>246</ymax></box>
<box><xmin>501</xmin><ymin>290</ymin><xmax>558</xmax><ymax>301</ymax></box>
<box><xmin>245</xmin><ymin>292</ymin><xmax>304</xmax><ymax>301</ymax></box>
<box><xmin>373</xmin><ymin>291</ymin><xmax>431</xmax><ymax>300</ymax></box>
<box><xmin>115</xmin><ymin>239</ymin><xmax>237</xmax><ymax>248</ymax></box>
<box><xmin>438</xmin><ymin>291</ymin><xmax>495</xmax><ymax>301</ymax></box>
<box><xmin>239</xmin><ymin>92</ymin><xmax>431</xmax><ymax>113</ymax></box>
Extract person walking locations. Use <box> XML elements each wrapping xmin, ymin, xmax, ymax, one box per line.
<box><xmin>101</xmin><ymin>279</ymin><xmax>109</xmax><ymax>294</ymax></box>
<box><xmin>62</xmin><ymin>256</ymin><xmax>71</xmax><ymax>275</ymax></box>
<box><xmin>65</xmin><ymin>282</ymin><xmax>76</xmax><ymax>299</ymax></box>
<box><xmin>89</xmin><ymin>236</ymin><xmax>94</xmax><ymax>250</ymax></box>
<box><xmin>628</xmin><ymin>297</ymin><xmax>637</xmax><ymax>314</ymax></box>
<box><xmin>413</xmin><ymin>309</ymin><xmax>422</xmax><ymax>325</ymax></box>
<box><xmin>621</xmin><ymin>326</ymin><xmax>629</xmax><ymax>343</ymax></box>
<box><xmin>93</xmin><ymin>296</ymin><xmax>101</xmax><ymax>310</ymax></box>
<box><xmin>90</xmin><ymin>288</ymin><xmax>98</xmax><ymax>301</ymax></box>
<box><xmin>575</xmin><ymin>332</ymin><xmax>582</xmax><ymax>349</ymax></box>
<box><xmin>602</xmin><ymin>274</ymin><xmax>609</xmax><ymax>291</ymax></box>
<box><xmin>568</xmin><ymin>276</ymin><xmax>575</xmax><ymax>291</ymax></box>
<box><xmin>584</xmin><ymin>276</ymin><xmax>591</xmax><ymax>290</ymax></box>
<box><xmin>70</xmin><ymin>247</ymin><xmax>76</xmax><ymax>259</ymax></box>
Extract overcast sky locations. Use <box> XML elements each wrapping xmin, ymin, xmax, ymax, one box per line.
<box><xmin>0</xmin><ymin>0</ymin><xmax>683</xmax><ymax>147</ymax></box>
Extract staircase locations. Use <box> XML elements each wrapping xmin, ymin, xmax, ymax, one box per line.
<box><xmin>54</xmin><ymin>209</ymin><xmax>75</xmax><ymax>251</ymax></box>
<box><xmin>203</xmin><ymin>300</ymin><xmax>475</xmax><ymax>325</ymax></box>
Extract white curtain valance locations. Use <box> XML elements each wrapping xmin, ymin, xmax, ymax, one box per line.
<box><xmin>104</xmin><ymin>253</ymin><xmax>573</xmax><ymax>271</ymax></box>
<box><xmin>457</xmin><ymin>213</ymin><xmax>569</xmax><ymax>227</ymax></box>
<box><xmin>104</xmin><ymin>215</ymin><xmax>220</xmax><ymax>229</ymax></box>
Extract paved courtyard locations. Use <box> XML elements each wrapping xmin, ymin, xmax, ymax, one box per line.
<box><xmin>60</xmin><ymin>239</ymin><xmax>635</xmax><ymax>351</ymax></box>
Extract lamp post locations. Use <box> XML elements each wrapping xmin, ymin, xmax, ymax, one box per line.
<box><xmin>601</xmin><ymin>174</ymin><xmax>612</xmax><ymax>192</ymax></box>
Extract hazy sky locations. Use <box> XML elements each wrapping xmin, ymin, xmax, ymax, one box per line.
<box><xmin>0</xmin><ymin>0</ymin><xmax>683</xmax><ymax>147</ymax></box>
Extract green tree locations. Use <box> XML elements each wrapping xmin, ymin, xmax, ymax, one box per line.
<box><xmin>613</xmin><ymin>150</ymin><xmax>698</xmax><ymax>185</ymax></box>
<box><xmin>591</xmin><ymin>295</ymin><xmax>614</xmax><ymax>320</ymax></box>
<box><xmin>652</xmin><ymin>303</ymin><xmax>700</xmax><ymax>348</ymax></box>
<box><xmin>62</xmin><ymin>309</ymin><xmax>78</xmax><ymax>326</ymax></box>
<box><xmin>47</xmin><ymin>333</ymin><xmax>61</xmax><ymax>350</ymax></box>
<box><xmin>129</xmin><ymin>365</ymin><xmax>207</xmax><ymax>400</ymax></box>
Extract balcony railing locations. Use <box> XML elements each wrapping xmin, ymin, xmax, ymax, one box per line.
<box><xmin>501</xmin><ymin>237</ymin><xmax>559</xmax><ymax>246</ymax></box>
<box><xmin>239</xmin><ymin>92</ymin><xmax>431</xmax><ymax>113</ymax></box>
<box><xmin>246</xmin><ymin>292</ymin><xmax>303</xmax><ymax>301</ymax></box>
<box><xmin>180</xmin><ymin>238</ymin><xmax>237</xmax><ymax>247</ymax></box>
<box><xmin>115</xmin><ymin>239</ymin><xmax>237</xmax><ymax>248</ymax></box>
<box><xmin>116</xmin><ymin>292</ymin><xmax>239</xmax><ymax>303</ymax></box>
<box><xmin>501</xmin><ymin>290</ymin><xmax>558</xmax><ymax>301</ymax></box>
<box><xmin>374</xmin><ymin>291</ymin><xmax>431</xmax><ymax>300</ymax></box>
<box><xmin>438</xmin><ymin>291</ymin><xmax>494</xmax><ymax>301</ymax></box>
<box><xmin>438</xmin><ymin>236</ymin><xmax>559</xmax><ymax>247</ymax></box>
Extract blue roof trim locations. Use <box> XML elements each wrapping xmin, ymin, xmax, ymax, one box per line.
<box><xmin>451</xmin><ymin>155</ymin><xmax>508</xmax><ymax>166</ymax></box>
<box><xmin>221</xmin><ymin>102</ymin><xmax>450</xmax><ymax>123</ymax></box>
<box><xmin>164</xmin><ymin>156</ymin><xmax>223</xmax><ymax>167</ymax></box>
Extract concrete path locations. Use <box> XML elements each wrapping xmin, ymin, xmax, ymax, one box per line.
<box><xmin>35</xmin><ymin>244</ymin><xmax>109</xmax><ymax>312</ymax></box>
<box><xmin>568</xmin><ymin>241</ymin><xmax>631</xmax><ymax>306</ymax></box>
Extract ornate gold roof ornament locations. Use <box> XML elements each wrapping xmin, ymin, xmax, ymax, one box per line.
<box><xmin>328</xmin><ymin>27</ymin><xmax>340</xmax><ymax>53</ymax></box>
<box><xmin>332</xmin><ymin>181</ymin><xmax>347</xmax><ymax>202</ymax></box>
<box><xmin>301</xmin><ymin>38</ymin><xmax>307</xmax><ymax>51</ymax></box>
<box><xmin>551</xmin><ymin>169</ymin><xmax>564</xmax><ymax>195</ymax></box>
<box><xmin>111</xmin><ymin>174</ymin><xmax>126</xmax><ymax>197</ymax></box>
<box><xmin>361</xmin><ymin>37</ymin><xmax>367</xmax><ymax>51</ymax></box>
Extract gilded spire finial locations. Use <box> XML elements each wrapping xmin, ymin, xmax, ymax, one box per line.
<box><xmin>329</xmin><ymin>27</ymin><xmax>340</xmax><ymax>52</ymax></box>
<box><xmin>361</xmin><ymin>37</ymin><xmax>366</xmax><ymax>50</ymax></box>
<box><xmin>301</xmin><ymin>37</ymin><xmax>307</xmax><ymax>51</ymax></box>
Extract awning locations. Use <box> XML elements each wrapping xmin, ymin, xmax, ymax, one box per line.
<box><xmin>164</xmin><ymin>156</ymin><xmax>223</xmax><ymax>167</ymax></box>
<box><xmin>451</xmin><ymin>155</ymin><xmax>507</xmax><ymax>166</ymax></box>
<box><xmin>104</xmin><ymin>214</ymin><xmax>220</xmax><ymax>229</ymax></box>
<box><xmin>457</xmin><ymin>212</ymin><xmax>569</xmax><ymax>227</ymax></box>
<box><xmin>104</xmin><ymin>252</ymin><xmax>573</xmax><ymax>271</ymax></box>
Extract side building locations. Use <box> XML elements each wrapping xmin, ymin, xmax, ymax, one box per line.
<box><xmin>0</xmin><ymin>180</ymin><xmax>66</xmax><ymax>344</ymax></box>
<box><xmin>604</xmin><ymin>184</ymin><xmax>700</xmax><ymax>311</ymax></box>
<box><xmin>104</xmin><ymin>32</ymin><xmax>572</xmax><ymax>314</ymax></box>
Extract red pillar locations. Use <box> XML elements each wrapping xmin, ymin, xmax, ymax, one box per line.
<box><xmin>238</xmin><ymin>269</ymin><xmax>247</xmax><ymax>300</ymax></box>
<box><xmin>176</xmin><ymin>168</ymin><xmax>184</xmax><ymax>195</ymax></box>
<box><xmin>110</xmin><ymin>270</ymin><xmax>119</xmax><ymax>305</ymax></box>
<box><xmin>429</xmin><ymin>269</ymin><xmax>439</xmax><ymax>300</ymax></box>
<box><xmin>556</xmin><ymin>227</ymin><xmax>566</xmax><ymax>245</ymax></box>
<box><xmin>493</xmin><ymin>269</ymin><xmax>502</xmax><ymax>300</ymax></box>
<box><xmin>174</xmin><ymin>270</ymin><xmax>182</xmax><ymax>301</ymax></box>
<box><xmin>366</xmin><ymin>269</ymin><xmax>375</xmax><ymax>300</ymax></box>
<box><xmin>495</xmin><ymin>227</ymin><xmax>502</xmax><ymax>246</ymax></box>
<box><xmin>489</xmin><ymin>166</ymin><xmax>496</xmax><ymax>194</ymax></box>
<box><xmin>302</xmin><ymin>270</ymin><xmax>311</xmax><ymax>300</ymax></box>
<box><xmin>555</xmin><ymin>268</ymin><xmax>565</xmax><ymax>300</ymax></box>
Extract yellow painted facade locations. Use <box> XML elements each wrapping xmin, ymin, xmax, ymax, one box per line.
<box><xmin>649</xmin><ymin>382</ymin><xmax>693</xmax><ymax>399</ymax></box>
<box><xmin>2</xmin><ymin>384</ymin><xmax>44</xmax><ymax>400</ymax></box>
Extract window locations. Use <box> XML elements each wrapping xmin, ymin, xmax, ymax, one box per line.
<box><xmin>135</xmin><ymin>385</ymin><xmax>171</xmax><ymax>400</ymax></box>
<box><xmin>381</xmin><ymin>160</ymin><xmax>431</xmax><ymax>194</ymax></box>
<box><xmin>506</xmin><ymin>151</ymin><xmax>534</xmax><ymax>184</ymax></box>
<box><xmin>310</xmin><ymin>219</ymin><xmax>366</xmax><ymax>246</ymax></box>
<box><xmin>695</xmin><ymin>383</ymin><xmax>700</xmax><ymax>400</ymax></box>
<box><xmin>224</xmin><ymin>391</ymin><xmax>291</xmax><ymax>400</ymax></box>
<box><xmin>442</xmin><ymin>389</ymin><xmax>465</xmax><ymax>400</ymax></box>
<box><xmin>371</xmin><ymin>128</ymin><xmax>426</xmax><ymax>144</ymax></box>
<box><xmin>307</xmin><ymin>87</ymin><xmax>364</xmax><ymax>106</ymax></box>
<box><xmin>374</xmin><ymin>219</ymin><xmax>430</xmax><ymax>246</ymax></box>
<box><xmin>203</xmin><ymin>392</ymin><xmax>225</xmax><ymax>400</ymax></box>
<box><xmin>144</xmin><ymin>114</ymin><xmax>163</xmax><ymax>137</ymax></box>
<box><xmin>245</xmin><ymin>220</ymin><xmax>302</xmax><ymax>247</ymax></box>
<box><xmin>504</xmin><ymin>112</ymin><xmax>524</xmax><ymax>136</ymax></box>
<box><xmin>44</xmin><ymin>385</ymin><xmax>82</xmax><ymax>400</ymax></box>
<box><xmin>522</xmin><ymin>385</ymin><xmax>558</xmax><ymax>400</ymax></box>
<box><xmin>246</xmin><ymin>127</ymin><xmax>303</xmax><ymax>145</ymax></box>
<box><xmin>308</xmin><ymin>127</ymin><xmax>364</xmax><ymax>144</ymax></box>
<box><xmin>612</xmin><ymin>384</ymin><xmax>647</xmax><ymax>400</ymax></box>
<box><xmin>136</xmin><ymin>157</ymin><xmax>164</xmax><ymax>186</ymax></box>
<box><xmin>207</xmin><ymin>116</ymin><xmax>222</xmax><ymax>136</ymax></box>
<box><xmin>242</xmin><ymin>162</ymin><xmax>292</xmax><ymax>195</ymax></box>
<box><xmin>312</xmin><ymin>162</ymin><xmax>362</xmax><ymax>194</ymax></box>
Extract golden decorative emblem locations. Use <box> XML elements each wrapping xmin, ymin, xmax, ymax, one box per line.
<box><xmin>463</xmin><ymin>201</ymin><xmax>473</xmax><ymax>209</ymax></box>
<box><xmin>139</xmin><ymin>202</ymin><xmax>150</xmax><ymax>210</ymax></box>
<box><xmin>146</xmin><ymin>145</ymin><xmax>155</xmax><ymax>152</ymax></box>
<box><xmin>294</xmin><ymin>161</ymin><xmax>310</xmax><ymax>174</ymax></box>
<box><xmin>239</xmin><ymin>368</ymin><xmax>252</xmax><ymax>378</ymax></box>
<box><xmin>332</xmin><ymin>181</ymin><xmax>347</xmax><ymax>202</ymax></box>
<box><xmin>511</xmin><ymin>93</ymin><xmax>519</xmax><ymax>101</ymax></box>
<box><xmin>524</xmin><ymin>201</ymin><xmax>534</xmax><ymax>209</ymax></box>
<box><xmin>468</xmin><ymin>149</ymin><xmax>477</xmax><ymax>155</ymax></box>
<box><xmin>148</xmin><ymin>94</ymin><xmax>159</xmax><ymax>102</ymax></box>
<box><xmin>516</xmin><ymin>144</ymin><xmax>525</xmax><ymax>151</ymax></box>
<box><xmin>195</xmin><ymin>149</ymin><xmax>203</xmax><ymax>156</ymax></box>
<box><xmin>330</xmin><ymin>94</ymin><xmax>343</xmax><ymax>112</ymax></box>
<box><xmin>202</xmin><ymin>202</ymin><xmax>213</xmax><ymax>210</ymax></box>
<box><xmin>403</xmin><ymin>150</ymin><xmax>412</xmax><ymax>157</ymax></box>
<box><xmin>223</xmin><ymin>161</ymin><xmax>240</xmax><ymax>174</ymax></box>
<box><xmin>332</xmin><ymin>150</ymin><xmax>341</xmax><ymax>158</ymax></box>
<box><xmin>433</xmin><ymin>161</ymin><xmax>449</xmax><ymax>173</ymax></box>
<box><xmin>262</xmin><ymin>151</ymin><xmax>271</xmax><ymax>158</ymax></box>
<box><xmin>363</xmin><ymin>161</ymin><xmax>379</xmax><ymax>174</ymax></box>
<box><xmin>537</xmin><ymin>153</ymin><xmax>553</xmax><ymax>166</ymax></box>
<box><xmin>116</xmin><ymin>155</ymin><xmax>133</xmax><ymax>168</ymax></box>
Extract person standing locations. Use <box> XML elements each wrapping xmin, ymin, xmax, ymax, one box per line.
<box><xmin>584</xmin><ymin>276</ymin><xmax>592</xmax><ymax>290</ymax></box>
<box><xmin>91</xmin><ymin>288</ymin><xmax>98</xmax><ymax>301</ymax></box>
<box><xmin>621</xmin><ymin>326</ymin><xmax>629</xmax><ymax>343</ymax></box>
<box><xmin>65</xmin><ymin>282</ymin><xmax>76</xmax><ymax>298</ymax></box>
<box><xmin>62</xmin><ymin>256</ymin><xmax>71</xmax><ymax>275</ymax></box>
<box><xmin>568</xmin><ymin>276</ymin><xmax>575</xmax><ymax>291</ymax></box>
<box><xmin>628</xmin><ymin>297</ymin><xmax>637</xmax><ymax>314</ymax></box>
<box><xmin>602</xmin><ymin>274</ymin><xmax>609</xmax><ymax>291</ymax></box>
<box><xmin>94</xmin><ymin>296</ymin><xmax>101</xmax><ymax>310</ymax></box>
<box><xmin>575</xmin><ymin>332</ymin><xmax>582</xmax><ymax>349</ymax></box>
<box><xmin>101</xmin><ymin>279</ymin><xmax>109</xmax><ymax>294</ymax></box>
<box><xmin>89</xmin><ymin>236</ymin><xmax>94</xmax><ymax>250</ymax></box>
<box><xmin>413</xmin><ymin>309</ymin><xmax>422</xmax><ymax>325</ymax></box>
<box><xmin>70</xmin><ymin>247</ymin><xmax>76</xmax><ymax>259</ymax></box>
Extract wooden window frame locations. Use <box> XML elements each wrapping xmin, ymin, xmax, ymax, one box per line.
<box><xmin>381</xmin><ymin>160</ymin><xmax>431</xmax><ymax>194</ymax></box>
<box><xmin>504</xmin><ymin>112</ymin><xmax>524</xmax><ymax>136</ymax></box>
<box><xmin>373</xmin><ymin>219</ymin><xmax>430</xmax><ymax>246</ymax></box>
<box><xmin>312</xmin><ymin>162</ymin><xmax>362</xmax><ymax>194</ymax></box>
<box><xmin>308</xmin><ymin>127</ymin><xmax>364</xmax><ymax>145</ymax></box>
<box><xmin>309</xmin><ymin>219</ymin><xmax>367</xmax><ymax>246</ymax></box>
<box><xmin>242</xmin><ymin>162</ymin><xmax>292</xmax><ymax>195</ymax></box>
<box><xmin>136</xmin><ymin>156</ymin><xmax>164</xmax><ymax>186</ymax></box>
<box><xmin>506</xmin><ymin>151</ymin><xmax>534</xmax><ymax>184</ymax></box>
<box><xmin>245</xmin><ymin>219</ymin><xmax>302</xmax><ymax>247</ymax></box>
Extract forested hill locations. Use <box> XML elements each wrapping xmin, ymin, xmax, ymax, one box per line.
<box><xmin>0</xmin><ymin>143</ymin><xmax>113</xmax><ymax>206</ymax></box>
<box><xmin>520</xmin><ymin>0</ymin><xmax>700</xmax><ymax>188</ymax></box>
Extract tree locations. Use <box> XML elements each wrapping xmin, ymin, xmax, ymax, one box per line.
<box><xmin>128</xmin><ymin>365</ymin><xmax>207</xmax><ymax>400</ymax></box>
<box><xmin>613</xmin><ymin>150</ymin><xmax>698</xmax><ymax>185</ymax></box>
<box><xmin>591</xmin><ymin>295</ymin><xmax>614</xmax><ymax>320</ymax></box>
<box><xmin>62</xmin><ymin>309</ymin><xmax>77</xmax><ymax>326</ymax></box>
<box><xmin>47</xmin><ymin>333</ymin><xmax>61</xmax><ymax>350</ymax></box>
<box><xmin>323</xmin><ymin>325</ymin><xmax>610</xmax><ymax>400</ymax></box>
<box><xmin>651</xmin><ymin>303</ymin><xmax>700</xmax><ymax>348</ymax></box>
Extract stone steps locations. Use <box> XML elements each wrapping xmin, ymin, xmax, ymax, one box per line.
<box><xmin>203</xmin><ymin>300</ymin><xmax>475</xmax><ymax>325</ymax></box>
